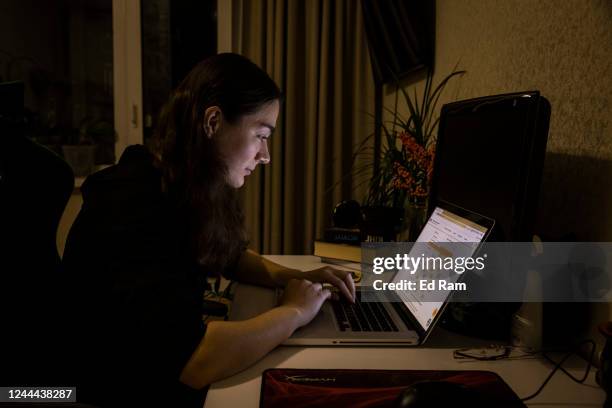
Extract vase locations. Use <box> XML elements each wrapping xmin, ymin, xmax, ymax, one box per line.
<box><xmin>398</xmin><ymin>204</ymin><xmax>427</xmax><ymax>242</ymax></box>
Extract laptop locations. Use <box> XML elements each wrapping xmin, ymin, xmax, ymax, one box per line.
<box><xmin>229</xmin><ymin>201</ymin><xmax>494</xmax><ymax>346</ymax></box>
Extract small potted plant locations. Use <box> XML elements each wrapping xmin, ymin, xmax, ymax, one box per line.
<box><xmin>359</xmin><ymin>68</ymin><xmax>466</xmax><ymax>241</ymax></box>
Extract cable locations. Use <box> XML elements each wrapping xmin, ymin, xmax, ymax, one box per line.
<box><xmin>453</xmin><ymin>344</ymin><xmax>539</xmax><ymax>361</ymax></box>
<box><xmin>541</xmin><ymin>340</ymin><xmax>596</xmax><ymax>384</ymax></box>
<box><xmin>520</xmin><ymin>339</ymin><xmax>596</xmax><ymax>402</ymax></box>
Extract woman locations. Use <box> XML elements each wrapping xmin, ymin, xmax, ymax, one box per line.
<box><xmin>63</xmin><ymin>53</ymin><xmax>355</xmax><ymax>407</ymax></box>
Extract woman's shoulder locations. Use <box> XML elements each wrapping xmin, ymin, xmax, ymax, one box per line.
<box><xmin>83</xmin><ymin>144</ymin><xmax>157</xmax><ymax>185</ymax></box>
<box><xmin>63</xmin><ymin>146</ymin><xmax>183</xmax><ymax>276</ymax></box>
<box><xmin>80</xmin><ymin>145</ymin><xmax>164</xmax><ymax>209</ymax></box>
<box><xmin>68</xmin><ymin>144</ymin><xmax>179</xmax><ymax>253</ymax></box>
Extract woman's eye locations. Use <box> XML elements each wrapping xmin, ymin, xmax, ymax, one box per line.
<box><xmin>257</xmin><ymin>134</ymin><xmax>269</xmax><ymax>140</ymax></box>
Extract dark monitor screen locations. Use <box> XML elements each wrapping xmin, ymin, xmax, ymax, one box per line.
<box><xmin>430</xmin><ymin>92</ymin><xmax>550</xmax><ymax>241</ymax></box>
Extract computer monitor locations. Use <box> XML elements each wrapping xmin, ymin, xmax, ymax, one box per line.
<box><xmin>429</xmin><ymin>91</ymin><xmax>551</xmax><ymax>242</ymax></box>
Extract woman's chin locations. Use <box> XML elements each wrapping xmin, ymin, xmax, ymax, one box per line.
<box><xmin>227</xmin><ymin>176</ymin><xmax>245</xmax><ymax>189</ymax></box>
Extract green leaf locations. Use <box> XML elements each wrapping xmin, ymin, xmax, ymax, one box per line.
<box><xmin>423</xmin><ymin>70</ymin><xmax>466</xmax><ymax>134</ymax></box>
<box><xmin>425</xmin><ymin>116</ymin><xmax>442</xmax><ymax>142</ymax></box>
<box><xmin>396</xmin><ymin>83</ymin><xmax>423</xmax><ymax>145</ymax></box>
<box><xmin>421</xmin><ymin>67</ymin><xmax>434</xmax><ymax>119</ymax></box>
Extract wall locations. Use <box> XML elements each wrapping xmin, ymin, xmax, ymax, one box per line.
<box><xmin>386</xmin><ymin>0</ymin><xmax>611</xmax><ymax>239</ymax></box>
<box><xmin>384</xmin><ymin>0</ymin><xmax>611</xmax><ymax>347</ymax></box>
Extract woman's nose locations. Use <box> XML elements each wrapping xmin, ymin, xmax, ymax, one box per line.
<box><xmin>257</xmin><ymin>140</ymin><xmax>270</xmax><ymax>164</ymax></box>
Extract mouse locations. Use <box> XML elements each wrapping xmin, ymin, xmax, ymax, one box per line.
<box><xmin>394</xmin><ymin>380</ymin><xmax>481</xmax><ymax>408</ymax></box>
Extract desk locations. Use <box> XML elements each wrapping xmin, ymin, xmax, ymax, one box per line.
<box><xmin>204</xmin><ymin>256</ymin><xmax>605</xmax><ymax>407</ymax></box>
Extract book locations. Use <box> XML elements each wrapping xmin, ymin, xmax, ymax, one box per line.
<box><xmin>314</xmin><ymin>240</ymin><xmax>361</xmax><ymax>263</ymax></box>
<box><xmin>323</xmin><ymin>227</ymin><xmax>362</xmax><ymax>245</ymax></box>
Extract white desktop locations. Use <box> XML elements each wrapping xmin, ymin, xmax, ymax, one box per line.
<box><xmin>203</xmin><ymin>255</ymin><xmax>605</xmax><ymax>408</ymax></box>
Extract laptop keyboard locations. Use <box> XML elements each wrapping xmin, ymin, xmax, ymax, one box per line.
<box><xmin>331</xmin><ymin>299</ymin><xmax>399</xmax><ymax>332</ymax></box>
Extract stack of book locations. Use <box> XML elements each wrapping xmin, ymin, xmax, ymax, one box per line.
<box><xmin>323</xmin><ymin>227</ymin><xmax>362</xmax><ymax>245</ymax></box>
<box><xmin>314</xmin><ymin>227</ymin><xmax>364</xmax><ymax>281</ymax></box>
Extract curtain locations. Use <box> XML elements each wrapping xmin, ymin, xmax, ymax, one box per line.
<box><xmin>231</xmin><ymin>0</ymin><xmax>375</xmax><ymax>254</ymax></box>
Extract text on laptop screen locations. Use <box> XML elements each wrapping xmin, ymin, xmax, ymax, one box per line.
<box><xmin>394</xmin><ymin>207</ymin><xmax>488</xmax><ymax>331</ymax></box>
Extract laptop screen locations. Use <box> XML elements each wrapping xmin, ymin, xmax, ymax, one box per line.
<box><xmin>392</xmin><ymin>206</ymin><xmax>489</xmax><ymax>331</ymax></box>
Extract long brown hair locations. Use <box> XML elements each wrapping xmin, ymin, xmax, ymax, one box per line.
<box><xmin>150</xmin><ymin>53</ymin><xmax>281</xmax><ymax>274</ymax></box>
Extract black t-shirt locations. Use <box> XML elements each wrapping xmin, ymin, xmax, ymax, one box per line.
<box><xmin>63</xmin><ymin>146</ymin><xmax>234</xmax><ymax>407</ymax></box>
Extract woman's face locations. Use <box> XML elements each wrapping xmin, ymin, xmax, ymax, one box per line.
<box><xmin>214</xmin><ymin>100</ymin><xmax>279</xmax><ymax>188</ymax></box>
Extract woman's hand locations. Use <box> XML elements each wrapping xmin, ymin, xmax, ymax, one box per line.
<box><xmin>301</xmin><ymin>266</ymin><xmax>356</xmax><ymax>303</ymax></box>
<box><xmin>235</xmin><ymin>251</ymin><xmax>357</xmax><ymax>302</ymax></box>
<box><xmin>279</xmin><ymin>279</ymin><xmax>332</xmax><ymax>328</ymax></box>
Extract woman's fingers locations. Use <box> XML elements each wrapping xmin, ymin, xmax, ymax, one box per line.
<box><xmin>280</xmin><ymin>278</ymin><xmax>333</xmax><ymax>328</ymax></box>
<box><xmin>344</xmin><ymin>272</ymin><xmax>356</xmax><ymax>301</ymax></box>
<box><xmin>291</xmin><ymin>268</ymin><xmax>356</xmax><ymax>303</ymax></box>
<box><xmin>327</xmin><ymin>273</ymin><xmax>355</xmax><ymax>303</ymax></box>
<box><xmin>320</xmin><ymin>288</ymin><xmax>332</xmax><ymax>300</ymax></box>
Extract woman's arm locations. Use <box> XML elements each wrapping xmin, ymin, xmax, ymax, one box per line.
<box><xmin>232</xmin><ymin>249</ymin><xmax>303</xmax><ymax>287</ymax></box>
<box><xmin>233</xmin><ymin>250</ymin><xmax>356</xmax><ymax>302</ymax></box>
<box><xmin>179</xmin><ymin>279</ymin><xmax>330</xmax><ymax>389</ymax></box>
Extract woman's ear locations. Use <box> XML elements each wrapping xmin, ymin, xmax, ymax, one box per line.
<box><xmin>203</xmin><ymin>106</ymin><xmax>222</xmax><ymax>138</ymax></box>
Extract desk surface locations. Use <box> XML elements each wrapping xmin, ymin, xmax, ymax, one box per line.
<box><xmin>204</xmin><ymin>256</ymin><xmax>605</xmax><ymax>408</ymax></box>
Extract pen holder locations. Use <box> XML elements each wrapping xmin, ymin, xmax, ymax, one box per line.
<box><xmin>597</xmin><ymin>322</ymin><xmax>612</xmax><ymax>408</ymax></box>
